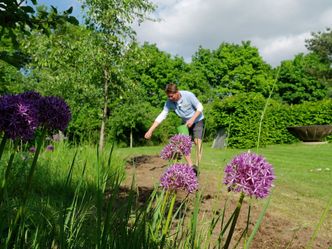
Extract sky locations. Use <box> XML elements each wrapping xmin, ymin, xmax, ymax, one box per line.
<box><xmin>38</xmin><ymin>0</ymin><xmax>332</xmax><ymax>67</ymax></box>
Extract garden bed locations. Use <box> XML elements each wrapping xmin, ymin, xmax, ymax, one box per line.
<box><xmin>122</xmin><ymin>155</ymin><xmax>331</xmax><ymax>249</ymax></box>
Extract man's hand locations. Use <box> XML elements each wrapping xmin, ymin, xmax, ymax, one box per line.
<box><xmin>145</xmin><ymin>121</ymin><xmax>159</xmax><ymax>139</ymax></box>
<box><xmin>144</xmin><ymin>130</ymin><xmax>153</xmax><ymax>139</ymax></box>
<box><xmin>186</xmin><ymin>110</ymin><xmax>201</xmax><ymax>128</ymax></box>
<box><xmin>186</xmin><ymin>118</ymin><xmax>194</xmax><ymax>128</ymax></box>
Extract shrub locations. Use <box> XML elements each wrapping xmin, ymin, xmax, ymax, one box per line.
<box><xmin>208</xmin><ymin>93</ymin><xmax>332</xmax><ymax>148</ymax></box>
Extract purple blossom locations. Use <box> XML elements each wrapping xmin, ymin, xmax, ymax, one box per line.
<box><xmin>0</xmin><ymin>95</ymin><xmax>6</xmax><ymax>131</ymax></box>
<box><xmin>160</xmin><ymin>144</ymin><xmax>174</xmax><ymax>160</ymax></box>
<box><xmin>18</xmin><ymin>91</ymin><xmax>42</xmax><ymax>103</ymax></box>
<box><xmin>29</xmin><ymin>146</ymin><xmax>36</xmax><ymax>153</ymax></box>
<box><xmin>160</xmin><ymin>134</ymin><xmax>192</xmax><ymax>160</ymax></box>
<box><xmin>46</xmin><ymin>145</ymin><xmax>54</xmax><ymax>152</ymax></box>
<box><xmin>38</xmin><ymin>96</ymin><xmax>71</xmax><ymax>131</ymax></box>
<box><xmin>224</xmin><ymin>152</ymin><xmax>275</xmax><ymax>199</ymax></box>
<box><xmin>160</xmin><ymin>163</ymin><xmax>198</xmax><ymax>193</ymax></box>
<box><xmin>169</xmin><ymin>134</ymin><xmax>192</xmax><ymax>156</ymax></box>
<box><xmin>0</xmin><ymin>94</ymin><xmax>39</xmax><ymax>140</ymax></box>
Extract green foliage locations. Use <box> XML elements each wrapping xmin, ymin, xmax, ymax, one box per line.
<box><xmin>210</xmin><ymin>93</ymin><xmax>287</xmax><ymax>148</ymax></box>
<box><xmin>305</xmin><ymin>28</ymin><xmax>332</xmax><ymax>97</ymax></box>
<box><xmin>209</xmin><ymin>93</ymin><xmax>332</xmax><ymax>148</ymax></box>
<box><xmin>109</xmin><ymin>101</ymin><xmax>180</xmax><ymax>147</ymax></box>
<box><xmin>275</xmin><ymin>53</ymin><xmax>328</xmax><ymax>104</ymax></box>
<box><xmin>109</xmin><ymin>100</ymin><xmax>155</xmax><ymax>146</ymax></box>
<box><xmin>0</xmin><ymin>60</ymin><xmax>28</xmax><ymax>94</ymax></box>
<box><xmin>288</xmin><ymin>99</ymin><xmax>332</xmax><ymax>143</ymax></box>
<box><xmin>83</xmin><ymin>0</ymin><xmax>155</xmax><ymax>37</ymax></box>
<box><xmin>0</xmin><ymin>1</ymin><xmax>78</xmax><ymax>67</ymax></box>
<box><xmin>178</xmin><ymin>63</ymin><xmax>212</xmax><ymax>103</ymax></box>
<box><xmin>306</xmin><ymin>27</ymin><xmax>332</xmax><ymax>65</ymax></box>
<box><xmin>124</xmin><ymin>43</ymin><xmax>188</xmax><ymax>107</ymax></box>
<box><xmin>191</xmin><ymin>41</ymin><xmax>274</xmax><ymax>98</ymax></box>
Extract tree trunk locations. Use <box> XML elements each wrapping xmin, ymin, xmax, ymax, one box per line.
<box><xmin>99</xmin><ymin>68</ymin><xmax>109</xmax><ymax>152</ymax></box>
<box><xmin>130</xmin><ymin>127</ymin><xmax>133</xmax><ymax>148</ymax></box>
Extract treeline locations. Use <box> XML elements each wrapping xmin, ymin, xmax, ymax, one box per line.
<box><xmin>1</xmin><ymin>1</ymin><xmax>331</xmax><ymax>148</ymax></box>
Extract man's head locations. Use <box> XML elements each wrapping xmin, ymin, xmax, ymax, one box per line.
<box><xmin>165</xmin><ymin>83</ymin><xmax>180</xmax><ymax>102</ymax></box>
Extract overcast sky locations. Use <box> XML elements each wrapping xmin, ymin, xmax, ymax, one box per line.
<box><xmin>39</xmin><ymin>0</ymin><xmax>332</xmax><ymax>67</ymax></box>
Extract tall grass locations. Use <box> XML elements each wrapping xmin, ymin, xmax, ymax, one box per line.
<box><xmin>0</xmin><ymin>136</ymin><xmax>331</xmax><ymax>248</ymax></box>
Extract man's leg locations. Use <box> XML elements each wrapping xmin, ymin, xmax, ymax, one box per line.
<box><xmin>190</xmin><ymin>120</ymin><xmax>204</xmax><ymax>176</ymax></box>
<box><xmin>194</xmin><ymin>138</ymin><xmax>202</xmax><ymax>166</ymax></box>
<box><xmin>184</xmin><ymin>154</ymin><xmax>193</xmax><ymax>166</ymax></box>
<box><xmin>192</xmin><ymin>120</ymin><xmax>204</xmax><ymax>166</ymax></box>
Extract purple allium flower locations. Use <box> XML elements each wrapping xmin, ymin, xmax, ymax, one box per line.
<box><xmin>160</xmin><ymin>134</ymin><xmax>192</xmax><ymax>160</ymax></box>
<box><xmin>46</xmin><ymin>145</ymin><xmax>54</xmax><ymax>152</ymax></box>
<box><xmin>224</xmin><ymin>152</ymin><xmax>275</xmax><ymax>199</ymax></box>
<box><xmin>0</xmin><ymin>95</ymin><xmax>6</xmax><ymax>131</ymax></box>
<box><xmin>160</xmin><ymin>163</ymin><xmax>198</xmax><ymax>193</ymax></box>
<box><xmin>38</xmin><ymin>96</ymin><xmax>71</xmax><ymax>131</ymax></box>
<box><xmin>29</xmin><ymin>146</ymin><xmax>36</xmax><ymax>153</ymax></box>
<box><xmin>169</xmin><ymin>134</ymin><xmax>192</xmax><ymax>156</ymax></box>
<box><xmin>0</xmin><ymin>94</ymin><xmax>39</xmax><ymax>140</ymax></box>
<box><xmin>160</xmin><ymin>144</ymin><xmax>174</xmax><ymax>160</ymax></box>
<box><xmin>18</xmin><ymin>91</ymin><xmax>42</xmax><ymax>103</ymax></box>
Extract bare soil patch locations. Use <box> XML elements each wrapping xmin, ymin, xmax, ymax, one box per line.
<box><xmin>121</xmin><ymin>155</ymin><xmax>332</xmax><ymax>249</ymax></box>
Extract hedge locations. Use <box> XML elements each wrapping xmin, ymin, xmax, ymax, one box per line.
<box><xmin>207</xmin><ymin>93</ymin><xmax>332</xmax><ymax>148</ymax></box>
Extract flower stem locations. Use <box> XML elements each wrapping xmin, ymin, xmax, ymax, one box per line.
<box><xmin>223</xmin><ymin>193</ymin><xmax>245</xmax><ymax>249</ymax></box>
<box><xmin>161</xmin><ymin>191</ymin><xmax>176</xmax><ymax>248</ymax></box>
<box><xmin>0</xmin><ymin>140</ymin><xmax>18</xmax><ymax>203</ymax></box>
<box><xmin>156</xmin><ymin>190</ymin><xmax>169</xmax><ymax>233</ymax></box>
<box><xmin>163</xmin><ymin>192</ymin><xmax>176</xmax><ymax>235</ymax></box>
<box><xmin>244</xmin><ymin>194</ymin><xmax>271</xmax><ymax>249</ymax></box>
<box><xmin>256</xmin><ymin>68</ymin><xmax>280</xmax><ymax>151</ymax></box>
<box><xmin>25</xmin><ymin>128</ymin><xmax>47</xmax><ymax>198</ymax></box>
<box><xmin>0</xmin><ymin>134</ymin><xmax>7</xmax><ymax>162</ymax></box>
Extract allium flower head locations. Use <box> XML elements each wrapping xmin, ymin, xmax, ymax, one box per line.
<box><xmin>29</xmin><ymin>146</ymin><xmax>36</xmax><ymax>153</ymax></box>
<box><xmin>169</xmin><ymin>134</ymin><xmax>192</xmax><ymax>156</ymax></box>
<box><xmin>160</xmin><ymin>144</ymin><xmax>174</xmax><ymax>160</ymax></box>
<box><xmin>18</xmin><ymin>91</ymin><xmax>42</xmax><ymax>103</ymax></box>
<box><xmin>224</xmin><ymin>152</ymin><xmax>275</xmax><ymax>199</ymax></box>
<box><xmin>0</xmin><ymin>94</ymin><xmax>38</xmax><ymax>140</ymax></box>
<box><xmin>38</xmin><ymin>96</ymin><xmax>71</xmax><ymax>131</ymax></box>
<box><xmin>160</xmin><ymin>163</ymin><xmax>198</xmax><ymax>193</ymax></box>
<box><xmin>160</xmin><ymin>134</ymin><xmax>192</xmax><ymax>160</ymax></box>
<box><xmin>46</xmin><ymin>144</ymin><xmax>54</xmax><ymax>152</ymax></box>
<box><xmin>0</xmin><ymin>95</ymin><xmax>6</xmax><ymax>131</ymax></box>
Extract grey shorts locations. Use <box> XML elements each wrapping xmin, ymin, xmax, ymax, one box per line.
<box><xmin>189</xmin><ymin>119</ymin><xmax>204</xmax><ymax>140</ymax></box>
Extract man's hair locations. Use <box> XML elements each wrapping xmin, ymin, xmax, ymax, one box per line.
<box><xmin>165</xmin><ymin>83</ymin><xmax>178</xmax><ymax>94</ymax></box>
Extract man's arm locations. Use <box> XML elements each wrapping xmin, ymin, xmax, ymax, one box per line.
<box><xmin>186</xmin><ymin>109</ymin><xmax>202</xmax><ymax>128</ymax></box>
<box><xmin>144</xmin><ymin>108</ymin><xmax>169</xmax><ymax>139</ymax></box>
<box><xmin>144</xmin><ymin>121</ymin><xmax>160</xmax><ymax>139</ymax></box>
<box><xmin>186</xmin><ymin>94</ymin><xmax>203</xmax><ymax>127</ymax></box>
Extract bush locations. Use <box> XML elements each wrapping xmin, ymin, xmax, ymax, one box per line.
<box><xmin>208</xmin><ymin>93</ymin><xmax>332</xmax><ymax>148</ymax></box>
<box><xmin>288</xmin><ymin>99</ymin><xmax>332</xmax><ymax>126</ymax></box>
<box><xmin>288</xmin><ymin>99</ymin><xmax>332</xmax><ymax>142</ymax></box>
<box><xmin>108</xmin><ymin>102</ymin><xmax>182</xmax><ymax>147</ymax></box>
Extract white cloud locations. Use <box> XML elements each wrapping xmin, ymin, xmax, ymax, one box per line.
<box><xmin>252</xmin><ymin>33</ymin><xmax>311</xmax><ymax>66</ymax></box>
<box><xmin>319</xmin><ymin>8</ymin><xmax>332</xmax><ymax>26</ymax></box>
<box><xmin>135</xmin><ymin>0</ymin><xmax>332</xmax><ymax>66</ymax></box>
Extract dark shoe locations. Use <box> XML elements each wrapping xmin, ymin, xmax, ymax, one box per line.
<box><xmin>192</xmin><ymin>165</ymin><xmax>199</xmax><ymax>176</ymax></box>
